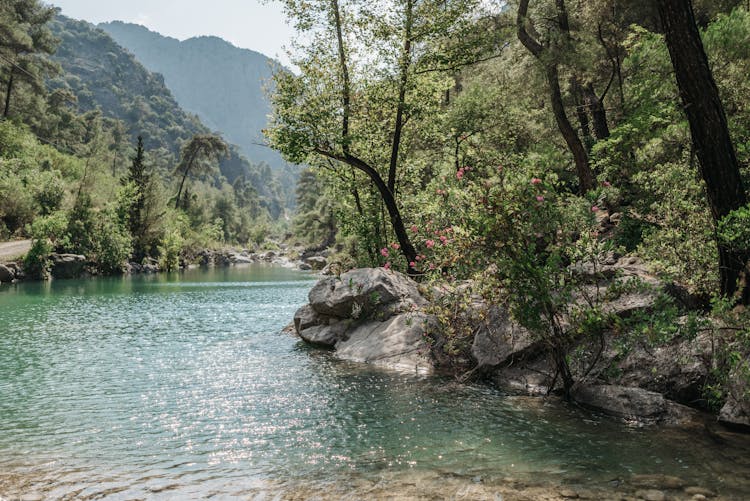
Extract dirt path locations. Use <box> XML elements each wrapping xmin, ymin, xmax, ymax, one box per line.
<box><xmin>0</xmin><ymin>239</ymin><xmax>31</xmax><ymax>261</ymax></box>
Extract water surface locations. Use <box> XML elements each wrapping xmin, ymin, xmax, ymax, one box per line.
<box><xmin>1</xmin><ymin>265</ymin><xmax>749</xmax><ymax>500</ymax></box>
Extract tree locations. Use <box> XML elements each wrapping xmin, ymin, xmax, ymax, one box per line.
<box><xmin>0</xmin><ymin>0</ymin><xmax>59</xmax><ymax>118</ymax></box>
<box><xmin>269</xmin><ymin>0</ymin><xmax>481</xmax><ymax>272</ymax></box>
<box><xmin>516</xmin><ymin>0</ymin><xmax>595</xmax><ymax>193</ymax></box>
<box><xmin>174</xmin><ymin>134</ymin><xmax>229</xmax><ymax>210</ymax></box>
<box><xmin>657</xmin><ymin>0</ymin><xmax>749</xmax><ymax>304</ymax></box>
<box><xmin>122</xmin><ymin>135</ymin><xmax>152</xmax><ymax>259</ymax></box>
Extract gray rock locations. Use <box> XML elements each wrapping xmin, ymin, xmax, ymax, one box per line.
<box><xmin>613</xmin><ymin>332</ymin><xmax>711</xmax><ymax>407</ymax></box>
<box><xmin>719</xmin><ymin>358</ymin><xmax>750</xmax><ymax>430</ymax></box>
<box><xmin>634</xmin><ymin>489</ymin><xmax>665</xmax><ymax>501</ymax></box>
<box><xmin>298</xmin><ymin>262</ymin><xmax>313</xmax><ymax>271</ymax></box>
<box><xmin>303</xmin><ymin>255</ymin><xmax>328</xmax><ymax>271</ymax></box>
<box><xmin>50</xmin><ymin>253</ymin><xmax>86</xmax><ymax>279</ymax></box>
<box><xmin>471</xmin><ymin>305</ymin><xmax>540</xmax><ymax>369</ymax></box>
<box><xmin>308</xmin><ymin>268</ymin><xmax>426</xmax><ymax>319</ymax></box>
<box><xmin>0</xmin><ymin>263</ymin><xmax>15</xmax><ymax>282</ymax></box>
<box><xmin>232</xmin><ymin>254</ymin><xmax>254</xmax><ymax>264</ymax></box>
<box><xmin>572</xmin><ymin>384</ymin><xmax>698</xmax><ymax>425</ymax></box>
<box><xmin>294</xmin><ymin>304</ymin><xmax>350</xmax><ymax>347</ymax></box>
<box><xmin>335</xmin><ymin>312</ymin><xmax>434</xmax><ymax>373</ymax></box>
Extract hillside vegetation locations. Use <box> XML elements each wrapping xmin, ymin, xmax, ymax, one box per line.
<box><xmin>1</xmin><ymin>4</ymin><xmax>291</xmax><ymax>276</ymax></box>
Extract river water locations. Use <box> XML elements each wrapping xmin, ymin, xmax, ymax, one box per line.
<box><xmin>1</xmin><ymin>265</ymin><xmax>749</xmax><ymax>500</ymax></box>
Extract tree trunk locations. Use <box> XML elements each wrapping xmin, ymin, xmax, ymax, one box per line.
<box><xmin>547</xmin><ymin>65</ymin><xmax>594</xmax><ymax>192</ymax></box>
<box><xmin>317</xmin><ymin>149</ymin><xmax>418</xmax><ymax>273</ymax></box>
<box><xmin>3</xmin><ymin>68</ymin><xmax>15</xmax><ymax>118</ymax></box>
<box><xmin>584</xmin><ymin>83</ymin><xmax>610</xmax><ymax>140</ymax></box>
<box><xmin>517</xmin><ymin>0</ymin><xmax>595</xmax><ymax>193</ymax></box>
<box><xmin>658</xmin><ymin>0</ymin><xmax>749</xmax><ymax>303</ymax></box>
<box><xmin>571</xmin><ymin>76</ymin><xmax>592</xmax><ymax>150</ymax></box>
<box><xmin>327</xmin><ymin>0</ymin><xmax>418</xmax><ymax>274</ymax></box>
<box><xmin>388</xmin><ymin>0</ymin><xmax>414</xmax><ymax>194</ymax></box>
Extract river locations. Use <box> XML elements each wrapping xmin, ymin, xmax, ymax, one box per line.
<box><xmin>1</xmin><ymin>265</ymin><xmax>749</xmax><ymax>500</ymax></box>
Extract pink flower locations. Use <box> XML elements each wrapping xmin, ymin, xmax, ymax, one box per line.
<box><xmin>591</xmin><ymin>206</ymin><xmax>600</xmax><ymax>212</ymax></box>
<box><xmin>409</xmin><ymin>261</ymin><xmax>416</xmax><ymax>268</ymax></box>
<box><xmin>439</xmin><ymin>235</ymin><xmax>448</xmax><ymax>244</ymax></box>
<box><xmin>536</xmin><ymin>195</ymin><xmax>545</xmax><ymax>202</ymax></box>
<box><xmin>390</xmin><ymin>242</ymin><xmax>400</xmax><ymax>250</ymax></box>
<box><xmin>456</xmin><ymin>169</ymin><xmax>464</xmax><ymax>180</ymax></box>
<box><xmin>602</xmin><ymin>181</ymin><xmax>611</xmax><ymax>187</ymax></box>
<box><xmin>426</xmin><ymin>239</ymin><xmax>435</xmax><ymax>249</ymax></box>
<box><xmin>383</xmin><ymin>262</ymin><xmax>391</xmax><ymax>270</ymax></box>
<box><xmin>429</xmin><ymin>264</ymin><xmax>436</xmax><ymax>270</ymax></box>
<box><xmin>531</xmin><ymin>178</ymin><xmax>542</xmax><ymax>185</ymax></box>
<box><xmin>380</xmin><ymin>248</ymin><xmax>389</xmax><ymax>257</ymax></box>
<box><xmin>411</xmin><ymin>225</ymin><xmax>419</xmax><ymax>233</ymax></box>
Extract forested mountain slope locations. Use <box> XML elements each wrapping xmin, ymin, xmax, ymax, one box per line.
<box><xmin>48</xmin><ymin>15</ymin><xmax>285</xmax><ymax>208</ymax></box>
<box><xmin>99</xmin><ymin>21</ymin><xmax>285</xmax><ymax>172</ymax></box>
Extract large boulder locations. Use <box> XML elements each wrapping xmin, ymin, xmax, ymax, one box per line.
<box><xmin>50</xmin><ymin>253</ymin><xmax>86</xmax><ymax>279</ymax></box>
<box><xmin>308</xmin><ymin>268</ymin><xmax>426</xmax><ymax>319</ymax></box>
<box><xmin>572</xmin><ymin>384</ymin><xmax>699</xmax><ymax>425</ymax></box>
<box><xmin>294</xmin><ymin>268</ymin><xmax>433</xmax><ymax>372</ymax></box>
<box><xmin>0</xmin><ymin>263</ymin><xmax>14</xmax><ymax>283</ymax></box>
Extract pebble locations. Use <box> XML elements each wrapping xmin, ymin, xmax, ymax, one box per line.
<box><xmin>691</xmin><ymin>495</ymin><xmax>707</xmax><ymax>501</ymax></box>
<box><xmin>631</xmin><ymin>474</ymin><xmax>685</xmax><ymax>490</ymax></box>
<box><xmin>684</xmin><ymin>486</ymin><xmax>716</xmax><ymax>497</ymax></box>
<box><xmin>635</xmin><ymin>489</ymin><xmax>666</xmax><ymax>501</ymax></box>
<box><xmin>559</xmin><ymin>488</ymin><xmax>579</xmax><ymax>498</ymax></box>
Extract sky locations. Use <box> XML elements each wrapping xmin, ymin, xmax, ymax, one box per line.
<box><xmin>49</xmin><ymin>0</ymin><xmax>296</xmax><ymax>66</ymax></box>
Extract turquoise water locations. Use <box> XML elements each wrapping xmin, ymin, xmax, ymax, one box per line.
<box><xmin>1</xmin><ymin>265</ymin><xmax>749</xmax><ymax>500</ymax></box>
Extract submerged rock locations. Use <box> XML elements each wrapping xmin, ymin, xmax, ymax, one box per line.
<box><xmin>572</xmin><ymin>384</ymin><xmax>699</xmax><ymax>425</ymax></box>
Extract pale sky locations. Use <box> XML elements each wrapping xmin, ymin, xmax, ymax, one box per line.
<box><xmin>49</xmin><ymin>0</ymin><xmax>295</xmax><ymax>66</ymax></box>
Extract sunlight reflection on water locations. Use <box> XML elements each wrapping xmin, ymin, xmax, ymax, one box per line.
<box><xmin>1</xmin><ymin>266</ymin><xmax>749</xmax><ymax>499</ymax></box>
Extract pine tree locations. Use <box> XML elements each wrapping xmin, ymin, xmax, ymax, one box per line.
<box><xmin>0</xmin><ymin>0</ymin><xmax>59</xmax><ymax>118</ymax></box>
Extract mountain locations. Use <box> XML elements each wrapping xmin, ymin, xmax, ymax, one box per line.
<box><xmin>48</xmin><ymin>15</ymin><xmax>287</xmax><ymax>211</ymax></box>
<box><xmin>99</xmin><ymin>21</ymin><xmax>286</xmax><ymax>172</ymax></box>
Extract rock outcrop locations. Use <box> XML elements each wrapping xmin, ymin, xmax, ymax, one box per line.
<box><xmin>0</xmin><ymin>263</ymin><xmax>14</xmax><ymax>283</ymax></box>
<box><xmin>293</xmin><ymin>268</ymin><xmax>433</xmax><ymax>373</ymax></box>
<box><xmin>49</xmin><ymin>253</ymin><xmax>87</xmax><ymax>279</ymax></box>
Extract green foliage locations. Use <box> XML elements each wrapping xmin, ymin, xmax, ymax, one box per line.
<box><xmin>23</xmin><ymin>210</ymin><xmax>68</xmax><ymax>278</ymax></box>
<box><xmin>718</xmin><ymin>204</ymin><xmax>750</xmax><ymax>251</ymax></box>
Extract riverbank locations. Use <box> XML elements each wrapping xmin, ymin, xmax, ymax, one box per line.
<box><xmin>0</xmin><ymin>242</ymin><xmax>331</xmax><ymax>285</ymax></box>
<box><xmin>291</xmin><ymin>266</ymin><xmax>750</xmax><ymax>432</ymax></box>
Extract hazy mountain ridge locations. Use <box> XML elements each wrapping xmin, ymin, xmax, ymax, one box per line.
<box><xmin>48</xmin><ymin>15</ymin><xmax>287</xmax><ymax>209</ymax></box>
<box><xmin>99</xmin><ymin>21</ymin><xmax>285</xmax><ymax>171</ymax></box>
